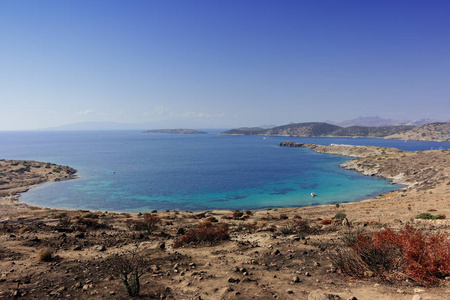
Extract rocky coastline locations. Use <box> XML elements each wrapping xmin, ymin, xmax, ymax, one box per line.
<box><xmin>279</xmin><ymin>141</ymin><xmax>449</xmax><ymax>189</ymax></box>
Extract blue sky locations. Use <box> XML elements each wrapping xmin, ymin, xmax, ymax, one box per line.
<box><xmin>1</xmin><ymin>1</ymin><xmax>449</xmax><ymax>130</ymax></box>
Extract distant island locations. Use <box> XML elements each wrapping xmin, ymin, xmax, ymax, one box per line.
<box><xmin>220</xmin><ymin>122</ymin><xmax>450</xmax><ymax>141</ymax></box>
<box><xmin>144</xmin><ymin>129</ymin><xmax>208</xmax><ymax>134</ymax></box>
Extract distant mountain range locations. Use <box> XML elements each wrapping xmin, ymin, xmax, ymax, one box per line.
<box><xmin>41</xmin><ymin>121</ymin><xmax>213</xmax><ymax>131</ymax></box>
<box><xmin>220</xmin><ymin>122</ymin><xmax>450</xmax><ymax>141</ymax></box>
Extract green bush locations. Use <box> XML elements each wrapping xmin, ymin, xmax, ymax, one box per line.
<box><xmin>334</xmin><ymin>212</ymin><xmax>347</xmax><ymax>220</ymax></box>
<box><xmin>415</xmin><ymin>213</ymin><xmax>445</xmax><ymax>220</ymax></box>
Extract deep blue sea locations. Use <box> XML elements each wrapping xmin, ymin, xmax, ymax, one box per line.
<box><xmin>1</xmin><ymin>130</ymin><xmax>449</xmax><ymax>212</ymax></box>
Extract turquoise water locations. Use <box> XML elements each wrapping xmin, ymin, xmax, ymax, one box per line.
<box><xmin>1</xmin><ymin>130</ymin><xmax>449</xmax><ymax>212</ymax></box>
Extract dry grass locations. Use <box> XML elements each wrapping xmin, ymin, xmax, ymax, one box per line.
<box><xmin>36</xmin><ymin>247</ymin><xmax>53</xmax><ymax>262</ymax></box>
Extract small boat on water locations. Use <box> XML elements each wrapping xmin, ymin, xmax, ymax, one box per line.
<box><xmin>311</xmin><ymin>192</ymin><xmax>316</xmax><ymax>197</ymax></box>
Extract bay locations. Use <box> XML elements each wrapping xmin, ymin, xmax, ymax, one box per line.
<box><xmin>1</xmin><ymin>130</ymin><xmax>449</xmax><ymax>212</ymax></box>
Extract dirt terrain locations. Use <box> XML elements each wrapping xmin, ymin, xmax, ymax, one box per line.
<box><xmin>0</xmin><ymin>147</ymin><xmax>449</xmax><ymax>300</ymax></box>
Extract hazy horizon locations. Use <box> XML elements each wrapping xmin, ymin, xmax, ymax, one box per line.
<box><xmin>1</xmin><ymin>1</ymin><xmax>449</xmax><ymax>130</ymax></box>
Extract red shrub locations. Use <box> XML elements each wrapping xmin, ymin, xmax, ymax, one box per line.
<box><xmin>320</xmin><ymin>219</ymin><xmax>333</xmax><ymax>225</ymax></box>
<box><xmin>173</xmin><ymin>224</ymin><xmax>229</xmax><ymax>248</ymax></box>
<box><xmin>348</xmin><ymin>225</ymin><xmax>450</xmax><ymax>285</ymax></box>
<box><xmin>127</xmin><ymin>213</ymin><xmax>160</xmax><ymax>234</ymax></box>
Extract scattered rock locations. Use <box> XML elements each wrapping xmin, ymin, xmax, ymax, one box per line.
<box><xmin>308</xmin><ymin>290</ymin><xmax>342</xmax><ymax>300</ymax></box>
<box><xmin>364</xmin><ymin>270</ymin><xmax>374</xmax><ymax>277</ymax></box>
<box><xmin>228</xmin><ymin>277</ymin><xmax>240</xmax><ymax>283</ymax></box>
<box><xmin>95</xmin><ymin>245</ymin><xmax>106</xmax><ymax>252</ymax></box>
<box><xmin>342</xmin><ymin>218</ymin><xmax>350</xmax><ymax>227</ymax></box>
<box><xmin>412</xmin><ymin>295</ymin><xmax>422</xmax><ymax>300</ymax></box>
<box><xmin>75</xmin><ymin>232</ymin><xmax>85</xmax><ymax>239</ymax></box>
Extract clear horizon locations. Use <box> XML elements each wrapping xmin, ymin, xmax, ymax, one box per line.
<box><xmin>1</xmin><ymin>1</ymin><xmax>449</xmax><ymax>130</ymax></box>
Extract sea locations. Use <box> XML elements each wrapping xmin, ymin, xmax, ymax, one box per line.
<box><xmin>1</xmin><ymin>130</ymin><xmax>449</xmax><ymax>213</ymax></box>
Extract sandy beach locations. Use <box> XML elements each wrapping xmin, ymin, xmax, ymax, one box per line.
<box><xmin>0</xmin><ymin>145</ymin><xmax>449</xmax><ymax>299</ymax></box>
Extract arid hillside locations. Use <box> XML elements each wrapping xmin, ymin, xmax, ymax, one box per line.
<box><xmin>385</xmin><ymin>122</ymin><xmax>450</xmax><ymax>141</ymax></box>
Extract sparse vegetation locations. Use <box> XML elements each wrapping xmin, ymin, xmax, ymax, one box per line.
<box><xmin>232</xmin><ymin>210</ymin><xmax>244</xmax><ymax>220</ymax></box>
<box><xmin>415</xmin><ymin>212</ymin><xmax>446</xmax><ymax>220</ymax></box>
<box><xmin>113</xmin><ymin>246</ymin><xmax>150</xmax><ymax>297</ymax></box>
<box><xmin>334</xmin><ymin>212</ymin><xmax>347</xmax><ymax>220</ymax></box>
<box><xmin>331</xmin><ymin>225</ymin><xmax>450</xmax><ymax>286</ymax></box>
<box><xmin>126</xmin><ymin>213</ymin><xmax>160</xmax><ymax>234</ymax></box>
<box><xmin>36</xmin><ymin>247</ymin><xmax>53</xmax><ymax>262</ymax></box>
<box><xmin>173</xmin><ymin>223</ymin><xmax>229</xmax><ymax>248</ymax></box>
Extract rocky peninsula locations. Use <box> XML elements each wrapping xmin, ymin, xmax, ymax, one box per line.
<box><xmin>279</xmin><ymin>141</ymin><xmax>449</xmax><ymax>189</ymax></box>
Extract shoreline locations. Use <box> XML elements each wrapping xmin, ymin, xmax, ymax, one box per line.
<box><xmin>1</xmin><ymin>142</ymin><xmax>447</xmax><ymax>217</ymax></box>
<box><xmin>1</xmin><ymin>146</ymin><xmax>450</xmax><ymax>299</ymax></box>
<box><xmin>0</xmin><ymin>159</ymin><xmax>77</xmax><ymax>218</ymax></box>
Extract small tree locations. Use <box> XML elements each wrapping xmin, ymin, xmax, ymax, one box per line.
<box><xmin>113</xmin><ymin>246</ymin><xmax>150</xmax><ymax>297</ymax></box>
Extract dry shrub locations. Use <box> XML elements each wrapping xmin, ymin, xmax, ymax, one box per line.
<box><xmin>280</xmin><ymin>224</ymin><xmax>295</xmax><ymax>235</ymax></box>
<box><xmin>279</xmin><ymin>213</ymin><xmax>289</xmax><ymax>220</ymax></box>
<box><xmin>58</xmin><ymin>216</ymin><xmax>72</xmax><ymax>228</ymax></box>
<box><xmin>113</xmin><ymin>246</ymin><xmax>150</xmax><ymax>297</ymax></box>
<box><xmin>257</xmin><ymin>221</ymin><xmax>268</xmax><ymax>228</ymax></box>
<box><xmin>18</xmin><ymin>226</ymin><xmax>31</xmax><ymax>234</ymax></box>
<box><xmin>239</xmin><ymin>222</ymin><xmax>257</xmax><ymax>233</ymax></box>
<box><xmin>294</xmin><ymin>214</ymin><xmax>302</xmax><ymax>219</ymax></box>
<box><xmin>0</xmin><ymin>222</ymin><xmax>14</xmax><ymax>234</ymax></box>
<box><xmin>320</xmin><ymin>219</ymin><xmax>333</xmax><ymax>225</ymax></box>
<box><xmin>207</xmin><ymin>216</ymin><xmax>218</xmax><ymax>223</ymax></box>
<box><xmin>244</xmin><ymin>210</ymin><xmax>253</xmax><ymax>216</ymax></box>
<box><xmin>233</xmin><ymin>210</ymin><xmax>244</xmax><ymax>220</ymax></box>
<box><xmin>332</xmin><ymin>225</ymin><xmax>450</xmax><ymax>286</ymax></box>
<box><xmin>197</xmin><ymin>220</ymin><xmax>213</xmax><ymax>228</ymax></box>
<box><xmin>195</xmin><ymin>212</ymin><xmax>206</xmax><ymax>219</ymax></box>
<box><xmin>76</xmin><ymin>218</ymin><xmax>110</xmax><ymax>230</ymax></box>
<box><xmin>36</xmin><ymin>247</ymin><xmax>53</xmax><ymax>262</ymax></box>
<box><xmin>173</xmin><ymin>223</ymin><xmax>229</xmax><ymax>248</ymax></box>
<box><xmin>126</xmin><ymin>213</ymin><xmax>160</xmax><ymax>234</ymax></box>
<box><xmin>292</xmin><ymin>219</ymin><xmax>315</xmax><ymax>235</ymax></box>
